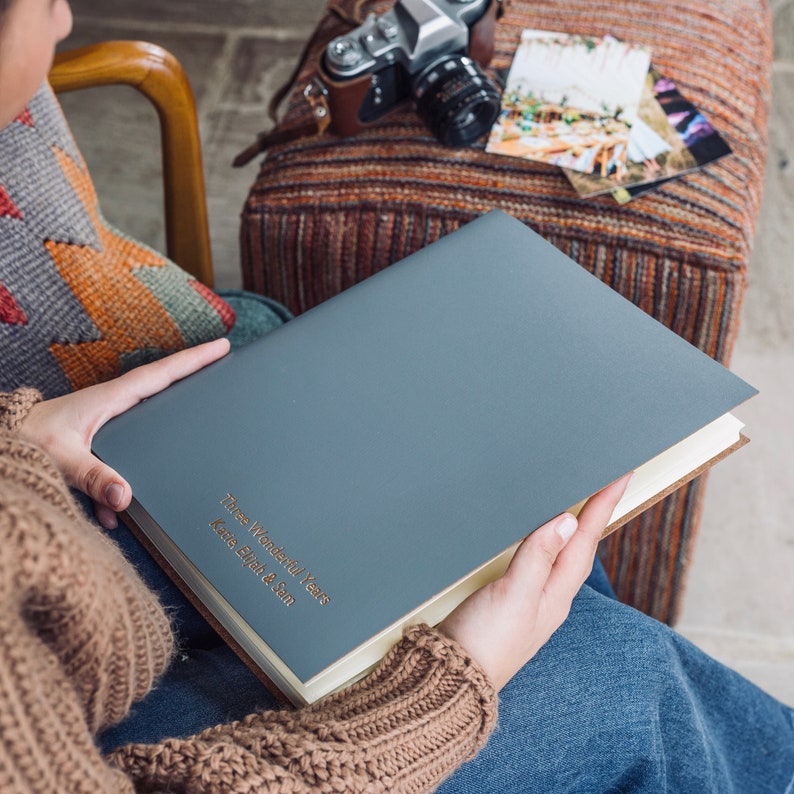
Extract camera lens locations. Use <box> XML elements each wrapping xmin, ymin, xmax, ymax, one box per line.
<box><xmin>413</xmin><ymin>56</ymin><xmax>501</xmax><ymax>147</ymax></box>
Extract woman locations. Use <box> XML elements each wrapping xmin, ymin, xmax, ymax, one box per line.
<box><xmin>1</xmin><ymin>2</ymin><xmax>792</xmax><ymax>791</ymax></box>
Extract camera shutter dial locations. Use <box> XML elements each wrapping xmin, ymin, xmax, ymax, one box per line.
<box><xmin>328</xmin><ymin>37</ymin><xmax>365</xmax><ymax>69</ymax></box>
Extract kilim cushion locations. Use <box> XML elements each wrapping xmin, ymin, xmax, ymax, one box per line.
<box><xmin>239</xmin><ymin>0</ymin><xmax>773</xmax><ymax>623</ymax></box>
<box><xmin>0</xmin><ymin>82</ymin><xmax>236</xmax><ymax>399</ymax></box>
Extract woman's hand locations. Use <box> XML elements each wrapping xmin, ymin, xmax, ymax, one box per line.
<box><xmin>17</xmin><ymin>339</ymin><xmax>230</xmax><ymax>529</ymax></box>
<box><xmin>439</xmin><ymin>472</ymin><xmax>632</xmax><ymax>690</ymax></box>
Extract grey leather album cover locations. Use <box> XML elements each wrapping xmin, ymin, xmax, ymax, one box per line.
<box><xmin>93</xmin><ymin>210</ymin><xmax>755</xmax><ymax>701</ymax></box>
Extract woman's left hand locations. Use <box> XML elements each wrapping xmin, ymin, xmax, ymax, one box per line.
<box><xmin>439</xmin><ymin>471</ymin><xmax>631</xmax><ymax>690</ymax></box>
<box><xmin>17</xmin><ymin>339</ymin><xmax>230</xmax><ymax>528</ymax></box>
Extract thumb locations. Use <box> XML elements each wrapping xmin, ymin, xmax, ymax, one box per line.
<box><xmin>68</xmin><ymin>452</ymin><xmax>131</xmax><ymax>527</ymax></box>
<box><xmin>503</xmin><ymin>512</ymin><xmax>579</xmax><ymax>591</ymax></box>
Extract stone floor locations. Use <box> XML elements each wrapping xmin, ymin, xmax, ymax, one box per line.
<box><xmin>58</xmin><ymin>0</ymin><xmax>793</xmax><ymax>706</ymax></box>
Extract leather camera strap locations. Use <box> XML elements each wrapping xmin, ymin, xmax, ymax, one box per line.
<box><xmin>232</xmin><ymin>0</ymin><xmax>507</xmax><ymax>167</ymax></box>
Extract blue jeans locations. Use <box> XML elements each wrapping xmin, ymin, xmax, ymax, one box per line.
<box><xmin>99</xmin><ymin>516</ymin><xmax>794</xmax><ymax>792</ymax></box>
<box><xmin>438</xmin><ymin>586</ymin><xmax>794</xmax><ymax>793</ymax></box>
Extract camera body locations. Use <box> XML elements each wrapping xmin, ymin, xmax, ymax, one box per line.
<box><xmin>319</xmin><ymin>0</ymin><xmax>501</xmax><ymax>146</ymax></box>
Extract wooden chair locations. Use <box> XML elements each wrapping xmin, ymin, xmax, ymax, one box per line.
<box><xmin>0</xmin><ymin>41</ymin><xmax>289</xmax><ymax>399</ymax></box>
<box><xmin>50</xmin><ymin>40</ymin><xmax>214</xmax><ymax>287</ymax></box>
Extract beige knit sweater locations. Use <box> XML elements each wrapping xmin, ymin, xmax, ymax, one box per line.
<box><xmin>0</xmin><ymin>389</ymin><xmax>497</xmax><ymax>793</ymax></box>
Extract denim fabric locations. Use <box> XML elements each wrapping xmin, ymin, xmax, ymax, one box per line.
<box><xmin>98</xmin><ymin>513</ymin><xmax>281</xmax><ymax>752</ymax></box>
<box><xmin>437</xmin><ymin>586</ymin><xmax>794</xmax><ymax>793</ymax></box>
<box><xmin>103</xmin><ymin>507</ymin><xmax>223</xmax><ymax>649</ymax></box>
<box><xmin>98</xmin><ymin>644</ymin><xmax>280</xmax><ymax>752</ymax></box>
<box><xmin>98</xmin><ymin>510</ymin><xmax>794</xmax><ymax>791</ymax></box>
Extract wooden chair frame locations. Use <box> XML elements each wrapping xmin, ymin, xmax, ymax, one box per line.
<box><xmin>50</xmin><ymin>40</ymin><xmax>215</xmax><ymax>287</ymax></box>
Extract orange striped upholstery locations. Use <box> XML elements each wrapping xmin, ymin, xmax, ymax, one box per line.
<box><xmin>240</xmin><ymin>0</ymin><xmax>773</xmax><ymax>623</ymax></box>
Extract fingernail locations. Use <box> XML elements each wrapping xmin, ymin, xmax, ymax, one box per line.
<box><xmin>555</xmin><ymin>514</ymin><xmax>578</xmax><ymax>542</ymax></box>
<box><xmin>105</xmin><ymin>483</ymin><xmax>124</xmax><ymax>508</ymax></box>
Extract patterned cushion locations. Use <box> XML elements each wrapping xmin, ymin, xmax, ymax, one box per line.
<box><xmin>219</xmin><ymin>289</ymin><xmax>293</xmax><ymax>350</ymax></box>
<box><xmin>0</xmin><ymin>82</ymin><xmax>236</xmax><ymax>398</ymax></box>
<box><xmin>239</xmin><ymin>0</ymin><xmax>773</xmax><ymax>623</ymax></box>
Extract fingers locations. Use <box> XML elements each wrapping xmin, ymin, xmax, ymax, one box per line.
<box><xmin>85</xmin><ymin>338</ymin><xmax>231</xmax><ymax>430</ymax></box>
<box><xmin>542</xmin><ymin>471</ymin><xmax>634</xmax><ymax>600</ymax></box>
<box><xmin>505</xmin><ymin>471</ymin><xmax>632</xmax><ymax>587</ymax></box>
<box><xmin>503</xmin><ymin>512</ymin><xmax>578</xmax><ymax>593</ymax></box>
<box><xmin>83</xmin><ymin>340</ymin><xmax>229</xmax><ymax>525</ymax></box>
<box><xmin>437</xmin><ymin>472</ymin><xmax>634</xmax><ymax>691</ymax></box>
<box><xmin>507</xmin><ymin>472</ymin><xmax>633</xmax><ymax>602</ymax></box>
<box><xmin>16</xmin><ymin>342</ymin><xmax>230</xmax><ymax>527</ymax></box>
<box><xmin>94</xmin><ymin>502</ymin><xmax>121</xmax><ymax>530</ymax></box>
<box><xmin>576</xmin><ymin>471</ymin><xmax>634</xmax><ymax>539</ymax></box>
<box><xmin>66</xmin><ymin>452</ymin><xmax>131</xmax><ymax>525</ymax></box>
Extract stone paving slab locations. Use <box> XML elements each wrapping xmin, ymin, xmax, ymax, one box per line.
<box><xmin>61</xmin><ymin>0</ymin><xmax>321</xmax><ymax>29</ymax></box>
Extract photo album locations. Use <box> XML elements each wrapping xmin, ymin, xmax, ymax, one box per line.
<box><xmin>93</xmin><ymin>211</ymin><xmax>755</xmax><ymax>706</ymax></box>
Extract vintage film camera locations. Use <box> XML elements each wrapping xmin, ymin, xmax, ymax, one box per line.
<box><xmin>319</xmin><ymin>0</ymin><xmax>502</xmax><ymax>146</ymax></box>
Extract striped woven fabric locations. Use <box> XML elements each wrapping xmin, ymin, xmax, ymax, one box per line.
<box><xmin>240</xmin><ymin>0</ymin><xmax>773</xmax><ymax>623</ymax></box>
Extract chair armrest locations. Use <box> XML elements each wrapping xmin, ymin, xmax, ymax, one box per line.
<box><xmin>50</xmin><ymin>40</ymin><xmax>215</xmax><ymax>287</ymax></box>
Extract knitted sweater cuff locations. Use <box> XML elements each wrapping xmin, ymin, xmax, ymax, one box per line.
<box><xmin>315</xmin><ymin>622</ymin><xmax>498</xmax><ymax>748</ymax></box>
<box><xmin>111</xmin><ymin>624</ymin><xmax>498</xmax><ymax>793</ymax></box>
<box><xmin>306</xmin><ymin>622</ymin><xmax>498</xmax><ymax>747</ymax></box>
<box><xmin>0</xmin><ymin>388</ymin><xmax>42</xmax><ymax>433</ymax></box>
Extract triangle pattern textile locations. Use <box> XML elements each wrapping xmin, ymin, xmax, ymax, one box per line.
<box><xmin>0</xmin><ymin>82</ymin><xmax>235</xmax><ymax>398</ymax></box>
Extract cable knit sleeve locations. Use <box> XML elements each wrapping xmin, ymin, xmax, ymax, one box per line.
<box><xmin>0</xmin><ymin>387</ymin><xmax>42</xmax><ymax>433</ymax></box>
<box><xmin>0</xmin><ymin>392</ymin><xmax>175</xmax><ymax>793</ymax></box>
<box><xmin>111</xmin><ymin>623</ymin><xmax>498</xmax><ymax>793</ymax></box>
<box><xmin>1</xmin><ymin>390</ymin><xmax>498</xmax><ymax>793</ymax></box>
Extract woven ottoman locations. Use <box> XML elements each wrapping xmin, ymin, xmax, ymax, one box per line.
<box><xmin>239</xmin><ymin>0</ymin><xmax>773</xmax><ymax>624</ymax></box>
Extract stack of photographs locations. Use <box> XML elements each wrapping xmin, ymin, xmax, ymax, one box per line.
<box><xmin>485</xmin><ymin>31</ymin><xmax>731</xmax><ymax>203</ymax></box>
